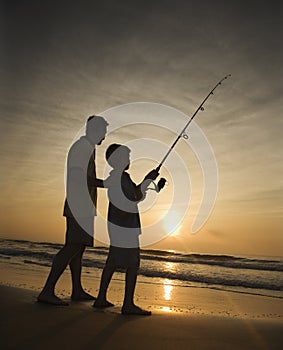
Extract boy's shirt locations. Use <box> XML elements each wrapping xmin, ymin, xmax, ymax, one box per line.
<box><xmin>104</xmin><ymin>170</ymin><xmax>144</xmax><ymax>248</ymax></box>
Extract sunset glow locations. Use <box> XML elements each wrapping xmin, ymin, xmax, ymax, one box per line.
<box><xmin>0</xmin><ymin>1</ymin><xmax>282</xmax><ymax>257</ymax></box>
<box><xmin>163</xmin><ymin>211</ymin><xmax>183</xmax><ymax>237</ymax></box>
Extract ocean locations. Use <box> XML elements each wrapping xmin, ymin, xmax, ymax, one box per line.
<box><xmin>0</xmin><ymin>238</ymin><xmax>282</xmax><ymax>299</ymax></box>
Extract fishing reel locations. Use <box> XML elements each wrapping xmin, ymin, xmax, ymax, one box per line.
<box><xmin>146</xmin><ymin>177</ymin><xmax>167</xmax><ymax>193</ymax></box>
<box><xmin>157</xmin><ymin>177</ymin><xmax>167</xmax><ymax>192</ymax></box>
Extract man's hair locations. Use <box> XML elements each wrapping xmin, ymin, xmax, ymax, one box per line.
<box><xmin>106</xmin><ymin>144</ymin><xmax>130</xmax><ymax>168</ymax></box>
<box><xmin>86</xmin><ymin>115</ymin><xmax>108</xmax><ymax>132</ymax></box>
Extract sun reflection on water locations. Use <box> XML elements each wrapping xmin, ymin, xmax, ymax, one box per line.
<box><xmin>165</xmin><ymin>261</ymin><xmax>176</xmax><ymax>273</ymax></box>
<box><xmin>164</xmin><ymin>278</ymin><xmax>173</xmax><ymax>300</ymax></box>
<box><xmin>159</xmin><ymin>306</ymin><xmax>173</xmax><ymax>312</ymax></box>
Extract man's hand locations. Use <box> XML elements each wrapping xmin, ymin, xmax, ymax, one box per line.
<box><xmin>144</xmin><ymin>169</ymin><xmax>159</xmax><ymax>181</ymax></box>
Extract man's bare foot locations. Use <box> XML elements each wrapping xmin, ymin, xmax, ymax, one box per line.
<box><xmin>121</xmin><ymin>304</ymin><xmax>151</xmax><ymax>316</ymax></box>
<box><xmin>37</xmin><ymin>292</ymin><xmax>69</xmax><ymax>306</ymax></box>
<box><xmin>93</xmin><ymin>299</ymin><xmax>114</xmax><ymax>308</ymax></box>
<box><xmin>71</xmin><ymin>291</ymin><xmax>96</xmax><ymax>301</ymax></box>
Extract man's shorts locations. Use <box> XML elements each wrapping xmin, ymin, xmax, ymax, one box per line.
<box><xmin>65</xmin><ymin>217</ymin><xmax>94</xmax><ymax>247</ymax></box>
<box><xmin>106</xmin><ymin>245</ymin><xmax>140</xmax><ymax>269</ymax></box>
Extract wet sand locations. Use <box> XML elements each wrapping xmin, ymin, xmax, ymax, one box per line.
<box><xmin>1</xmin><ymin>284</ymin><xmax>282</xmax><ymax>350</ymax></box>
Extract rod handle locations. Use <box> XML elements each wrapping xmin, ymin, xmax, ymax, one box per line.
<box><xmin>156</xmin><ymin>164</ymin><xmax>161</xmax><ymax>172</ymax></box>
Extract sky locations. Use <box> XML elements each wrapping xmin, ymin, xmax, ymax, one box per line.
<box><xmin>0</xmin><ymin>0</ymin><xmax>282</xmax><ymax>256</ymax></box>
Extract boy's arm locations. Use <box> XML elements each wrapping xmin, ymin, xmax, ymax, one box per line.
<box><xmin>137</xmin><ymin>169</ymin><xmax>160</xmax><ymax>200</ymax></box>
<box><xmin>121</xmin><ymin>169</ymin><xmax>160</xmax><ymax>202</ymax></box>
<box><xmin>143</xmin><ymin>169</ymin><xmax>159</xmax><ymax>181</ymax></box>
<box><xmin>121</xmin><ymin>173</ymin><xmax>143</xmax><ymax>201</ymax></box>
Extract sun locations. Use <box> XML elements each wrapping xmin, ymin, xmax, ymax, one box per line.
<box><xmin>163</xmin><ymin>211</ymin><xmax>182</xmax><ymax>236</ymax></box>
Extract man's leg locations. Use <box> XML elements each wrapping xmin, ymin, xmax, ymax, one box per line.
<box><xmin>93</xmin><ymin>264</ymin><xmax>115</xmax><ymax>307</ymax></box>
<box><xmin>38</xmin><ymin>244</ymin><xmax>83</xmax><ymax>305</ymax></box>
<box><xmin>70</xmin><ymin>246</ymin><xmax>95</xmax><ymax>300</ymax></box>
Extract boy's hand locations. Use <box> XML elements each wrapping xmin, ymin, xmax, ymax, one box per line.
<box><xmin>144</xmin><ymin>169</ymin><xmax>159</xmax><ymax>181</ymax></box>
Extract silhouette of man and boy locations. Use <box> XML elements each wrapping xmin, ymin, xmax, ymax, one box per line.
<box><xmin>38</xmin><ymin>115</ymin><xmax>165</xmax><ymax>315</ymax></box>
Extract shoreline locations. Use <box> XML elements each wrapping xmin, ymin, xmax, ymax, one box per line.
<box><xmin>1</xmin><ymin>259</ymin><xmax>283</xmax><ymax>319</ymax></box>
<box><xmin>1</xmin><ymin>285</ymin><xmax>283</xmax><ymax>350</ymax></box>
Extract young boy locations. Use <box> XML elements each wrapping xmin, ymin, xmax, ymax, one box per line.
<box><xmin>93</xmin><ymin>143</ymin><xmax>164</xmax><ymax>315</ymax></box>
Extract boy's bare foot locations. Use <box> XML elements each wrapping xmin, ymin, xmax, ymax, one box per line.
<box><xmin>93</xmin><ymin>299</ymin><xmax>114</xmax><ymax>308</ymax></box>
<box><xmin>71</xmin><ymin>291</ymin><xmax>96</xmax><ymax>301</ymax></box>
<box><xmin>121</xmin><ymin>304</ymin><xmax>151</xmax><ymax>316</ymax></box>
<box><xmin>37</xmin><ymin>292</ymin><xmax>69</xmax><ymax>306</ymax></box>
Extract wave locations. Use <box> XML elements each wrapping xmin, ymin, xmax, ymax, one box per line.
<box><xmin>21</xmin><ymin>257</ymin><xmax>283</xmax><ymax>293</ymax></box>
<box><xmin>0</xmin><ymin>248</ymin><xmax>55</xmax><ymax>262</ymax></box>
<box><xmin>138</xmin><ymin>268</ymin><xmax>283</xmax><ymax>292</ymax></box>
<box><xmin>1</xmin><ymin>239</ymin><xmax>283</xmax><ymax>272</ymax></box>
<box><xmin>1</xmin><ymin>238</ymin><xmax>283</xmax><ymax>294</ymax></box>
<box><xmin>140</xmin><ymin>251</ymin><xmax>283</xmax><ymax>272</ymax></box>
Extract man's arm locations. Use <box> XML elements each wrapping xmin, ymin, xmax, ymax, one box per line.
<box><xmin>87</xmin><ymin>176</ymin><xmax>104</xmax><ymax>188</ymax></box>
<box><xmin>69</xmin><ymin>167</ymin><xmax>104</xmax><ymax>188</ymax></box>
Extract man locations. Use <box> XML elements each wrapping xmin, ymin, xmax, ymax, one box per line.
<box><xmin>38</xmin><ymin>115</ymin><xmax>108</xmax><ymax>305</ymax></box>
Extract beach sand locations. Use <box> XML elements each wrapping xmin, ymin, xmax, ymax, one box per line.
<box><xmin>1</xmin><ymin>277</ymin><xmax>283</xmax><ymax>350</ymax></box>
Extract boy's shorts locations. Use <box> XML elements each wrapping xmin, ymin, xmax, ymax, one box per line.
<box><xmin>65</xmin><ymin>217</ymin><xmax>94</xmax><ymax>247</ymax></box>
<box><xmin>106</xmin><ymin>245</ymin><xmax>140</xmax><ymax>269</ymax></box>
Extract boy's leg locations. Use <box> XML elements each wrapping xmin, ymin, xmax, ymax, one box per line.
<box><xmin>70</xmin><ymin>246</ymin><xmax>95</xmax><ymax>301</ymax></box>
<box><xmin>123</xmin><ymin>266</ymin><xmax>138</xmax><ymax>308</ymax></box>
<box><xmin>93</xmin><ymin>264</ymin><xmax>115</xmax><ymax>308</ymax></box>
<box><xmin>38</xmin><ymin>244</ymin><xmax>83</xmax><ymax>305</ymax></box>
<box><xmin>122</xmin><ymin>266</ymin><xmax>151</xmax><ymax>316</ymax></box>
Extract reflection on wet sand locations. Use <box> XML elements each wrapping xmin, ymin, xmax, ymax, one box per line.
<box><xmin>164</xmin><ymin>278</ymin><xmax>173</xmax><ymax>301</ymax></box>
<box><xmin>163</xmin><ymin>262</ymin><xmax>176</xmax><ymax>302</ymax></box>
<box><xmin>159</xmin><ymin>306</ymin><xmax>173</xmax><ymax>312</ymax></box>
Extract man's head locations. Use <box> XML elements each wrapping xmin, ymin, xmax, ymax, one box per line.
<box><xmin>86</xmin><ymin>115</ymin><xmax>108</xmax><ymax>145</ymax></box>
<box><xmin>106</xmin><ymin>144</ymin><xmax>130</xmax><ymax>170</ymax></box>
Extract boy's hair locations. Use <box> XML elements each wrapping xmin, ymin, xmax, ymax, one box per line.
<box><xmin>106</xmin><ymin>144</ymin><xmax>130</xmax><ymax>168</ymax></box>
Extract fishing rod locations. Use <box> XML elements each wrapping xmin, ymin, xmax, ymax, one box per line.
<box><xmin>156</xmin><ymin>74</ymin><xmax>231</xmax><ymax>172</ymax></box>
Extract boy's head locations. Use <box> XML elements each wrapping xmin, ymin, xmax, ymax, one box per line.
<box><xmin>106</xmin><ymin>144</ymin><xmax>130</xmax><ymax>170</ymax></box>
